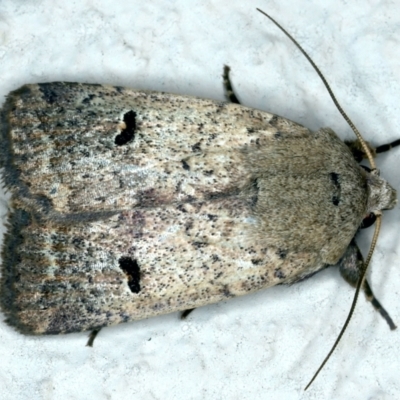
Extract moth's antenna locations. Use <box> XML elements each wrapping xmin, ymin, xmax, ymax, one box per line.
<box><xmin>304</xmin><ymin>214</ymin><xmax>382</xmax><ymax>390</ymax></box>
<box><xmin>256</xmin><ymin>8</ymin><xmax>376</xmax><ymax>170</ymax></box>
<box><xmin>256</xmin><ymin>8</ymin><xmax>382</xmax><ymax>389</ymax></box>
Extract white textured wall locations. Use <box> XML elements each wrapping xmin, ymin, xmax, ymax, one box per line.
<box><xmin>0</xmin><ymin>1</ymin><xmax>399</xmax><ymax>399</ymax></box>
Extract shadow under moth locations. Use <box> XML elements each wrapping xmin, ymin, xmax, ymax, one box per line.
<box><xmin>0</xmin><ymin>9</ymin><xmax>397</xmax><ymax>388</ymax></box>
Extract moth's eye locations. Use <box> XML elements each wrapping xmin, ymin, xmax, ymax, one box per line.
<box><xmin>360</xmin><ymin>213</ymin><xmax>376</xmax><ymax>229</ymax></box>
<box><xmin>360</xmin><ymin>165</ymin><xmax>372</xmax><ymax>173</ymax></box>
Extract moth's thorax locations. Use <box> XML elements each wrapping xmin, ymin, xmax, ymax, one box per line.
<box><xmin>245</xmin><ymin>127</ymin><xmax>371</xmax><ymax>267</ymax></box>
<box><xmin>366</xmin><ymin>169</ymin><xmax>397</xmax><ymax>213</ymax></box>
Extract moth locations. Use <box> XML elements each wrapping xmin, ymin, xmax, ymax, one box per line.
<box><xmin>0</xmin><ymin>9</ymin><xmax>397</xmax><ymax>387</ymax></box>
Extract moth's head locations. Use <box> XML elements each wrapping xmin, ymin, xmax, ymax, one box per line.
<box><xmin>366</xmin><ymin>168</ymin><xmax>397</xmax><ymax>213</ymax></box>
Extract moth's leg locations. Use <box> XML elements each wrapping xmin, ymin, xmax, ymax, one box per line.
<box><xmin>345</xmin><ymin>138</ymin><xmax>400</xmax><ymax>163</ymax></box>
<box><xmin>180</xmin><ymin>308</ymin><xmax>195</xmax><ymax>320</ymax></box>
<box><xmin>375</xmin><ymin>138</ymin><xmax>400</xmax><ymax>154</ymax></box>
<box><xmin>86</xmin><ymin>328</ymin><xmax>101</xmax><ymax>346</ymax></box>
<box><xmin>223</xmin><ymin>65</ymin><xmax>240</xmax><ymax>104</ymax></box>
<box><xmin>338</xmin><ymin>240</ymin><xmax>396</xmax><ymax>330</ymax></box>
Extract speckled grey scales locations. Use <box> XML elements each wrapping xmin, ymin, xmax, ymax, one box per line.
<box><xmin>0</xmin><ymin>83</ymin><xmax>395</xmax><ymax>334</ymax></box>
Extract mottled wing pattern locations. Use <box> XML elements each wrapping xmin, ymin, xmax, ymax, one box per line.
<box><xmin>0</xmin><ymin>83</ymin><xmax>369</xmax><ymax>333</ymax></box>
